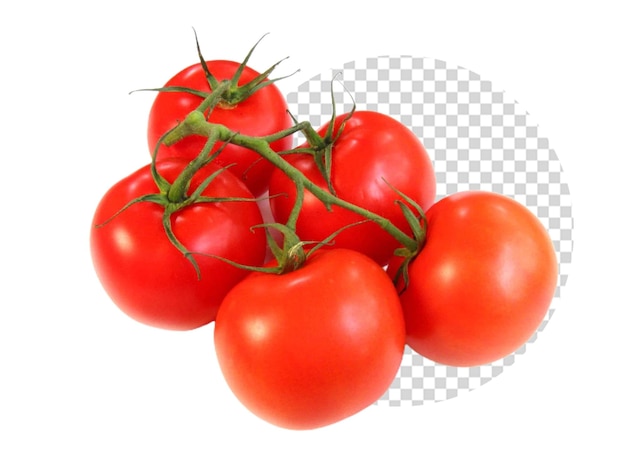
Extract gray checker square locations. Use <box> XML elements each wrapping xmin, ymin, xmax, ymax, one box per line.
<box><xmin>286</xmin><ymin>56</ymin><xmax>574</xmax><ymax>407</ymax></box>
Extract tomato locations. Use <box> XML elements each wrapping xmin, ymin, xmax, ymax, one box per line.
<box><xmin>90</xmin><ymin>159</ymin><xmax>267</xmax><ymax>330</ymax></box>
<box><xmin>268</xmin><ymin>110</ymin><xmax>436</xmax><ymax>266</ymax></box>
<box><xmin>147</xmin><ymin>60</ymin><xmax>293</xmax><ymax>196</ymax></box>
<box><xmin>214</xmin><ymin>248</ymin><xmax>406</xmax><ymax>430</ymax></box>
<box><xmin>388</xmin><ymin>191</ymin><xmax>558</xmax><ymax>367</ymax></box>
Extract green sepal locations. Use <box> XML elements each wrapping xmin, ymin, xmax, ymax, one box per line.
<box><xmin>312</xmin><ymin>76</ymin><xmax>357</xmax><ymax>197</ymax></box>
<box><xmin>94</xmin><ymin>193</ymin><xmax>169</xmax><ymax>229</ymax></box>
<box><xmin>130</xmin><ymin>85</ymin><xmax>210</xmax><ymax>99</ymax></box>
<box><xmin>382</xmin><ymin>177</ymin><xmax>427</xmax><ymax>254</ymax></box>
<box><xmin>381</xmin><ymin>178</ymin><xmax>429</xmax><ymax>291</ymax></box>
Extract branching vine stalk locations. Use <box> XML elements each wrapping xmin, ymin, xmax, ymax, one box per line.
<box><xmin>119</xmin><ymin>34</ymin><xmax>428</xmax><ymax>277</ymax></box>
<box><xmin>163</xmin><ymin>109</ymin><xmax>421</xmax><ymax>255</ymax></box>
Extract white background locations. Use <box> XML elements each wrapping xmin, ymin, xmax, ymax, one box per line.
<box><xmin>1</xmin><ymin>1</ymin><xmax>624</xmax><ymax>468</ymax></box>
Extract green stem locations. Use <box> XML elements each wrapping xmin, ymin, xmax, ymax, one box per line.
<box><xmin>286</xmin><ymin>178</ymin><xmax>305</xmax><ymax>231</ymax></box>
<box><xmin>196</xmin><ymin>80</ymin><xmax>231</xmax><ymax>115</ymax></box>
<box><xmin>167</xmin><ymin>131</ymin><xmax>220</xmax><ymax>203</ymax></box>
<box><xmin>169</xmin><ymin>113</ymin><xmax>418</xmax><ymax>253</ymax></box>
<box><xmin>295</xmin><ymin>119</ymin><xmax>327</xmax><ymax>150</ymax></box>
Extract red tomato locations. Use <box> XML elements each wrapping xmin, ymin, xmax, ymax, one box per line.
<box><xmin>90</xmin><ymin>159</ymin><xmax>266</xmax><ymax>330</ymax></box>
<box><xmin>389</xmin><ymin>191</ymin><xmax>558</xmax><ymax>367</ymax></box>
<box><xmin>214</xmin><ymin>248</ymin><xmax>406</xmax><ymax>430</ymax></box>
<box><xmin>147</xmin><ymin>60</ymin><xmax>293</xmax><ymax>196</ymax></box>
<box><xmin>268</xmin><ymin>110</ymin><xmax>436</xmax><ymax>266</ymax></box>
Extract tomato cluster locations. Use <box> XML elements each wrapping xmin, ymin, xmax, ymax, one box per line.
<box><xmin>90</xmin><ymin>38</ymin><xmax>558</xmax><ymax>430</ymax></box>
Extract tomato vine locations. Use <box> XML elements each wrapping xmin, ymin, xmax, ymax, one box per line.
<box><xmin>108</xmin><ymin>34</ymin><xmax>429</xmax><ymax>278</ymax></box>
<box><xmin>159</xmin><ymin>104</ymin><xmax>426</xmax><ymax>274</ymax></box>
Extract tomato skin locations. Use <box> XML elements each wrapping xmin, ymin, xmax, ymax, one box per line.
<box><xmin>268</xmin><ymin>110</ymin><xmax>436</xmax><ymax>266</ymax></box>
<box><xmin>147</xmin><ymin>60</ymin><xmax>293</xmax><ymax>196</ymax></box>
<box><xmin>389</xmin><ymin>191</ymin><xmax>558</xmax><ymax>367</ymax></box>
<box><xmin>214</xmin><ymin>249</ymin><xmax>406</xmax><ymax>430</ymax></box>
<box><xmin>90</xmin><ymin>159</ymin><xmax>266</xmax><ymax>331</ymax></box>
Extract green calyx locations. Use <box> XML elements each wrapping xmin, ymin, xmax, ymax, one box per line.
<box><xmin>97</xmin><ymin>135</ymin><xmax>259</xmax><ymax>281</ymax></box>
<box><xmin>196</xmin><ymin>31</ymin><xmax>296</xmax><ymax>109</ymax></box>
<box><xmin>385</xmin><ymin>181</ymin><xmax>428</xmax><ymax>290</ymax></box>
<box><xmin>133</xmin><ymin>31</ymin><xmax>298</xmax><ymax>117</ymax></box>
<box><xmin>280</xmin><ymin>76</ymin><xmax>356</xmax><ymax>198</ymax></box>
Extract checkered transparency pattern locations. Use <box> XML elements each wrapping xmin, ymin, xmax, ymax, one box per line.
<box><xmin>286</xmin><ymin>56</ymin><xmax>574</xmax><ymax>407</ymax></box>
